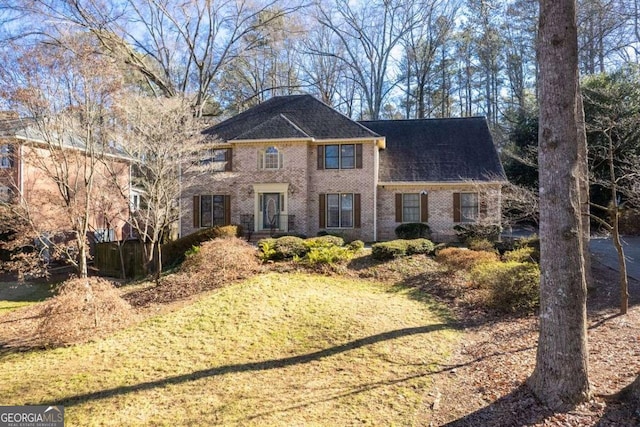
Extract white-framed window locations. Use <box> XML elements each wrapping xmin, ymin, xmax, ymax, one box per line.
<box><xmin>402</xmin><ymin>193</ymin><xmax>420</xmax><ymax>222</ymax></box>
<box><xmin>327</xmin><ymin>193</ymin><xmax>353</xmax><ymax>228</ymax></box>
<box><xmin>0</xmin><ymin>144</ymin><xmax>11</xmax><ymax>168</ymax></box>
<box><xmin>324</xmin><ymin>144</ymin><xmax>355</xmax><ymax>169</ymax></box>
<box><xmin>201</xmin><ymin>148</ymin><xmax>231</xmax><ymax>171</ymax></box>
<box><xmin>460</xmin><ymin>193</ymin><xmax>479</xmax><ymax>222</ymax></box>
<box><xmin>200</xmin><ymin>194</ymin><xmax>227</xmax><ymax>227</ymax></box>
<box><xmin>259</xmin><ymin>146</ymin><xmax>283</xmax><ymax>170</ymax></box>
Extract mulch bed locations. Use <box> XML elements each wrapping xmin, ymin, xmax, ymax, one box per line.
<box><xmin>421</xmin><ymin>261</ymin><xmax>640</xmax><ymax>426</ymax></box>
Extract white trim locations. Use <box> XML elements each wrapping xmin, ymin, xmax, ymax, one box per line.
<box><xmin>378</xmin><ymin>181</ymin><xmax>505</xmax><ymax>187</ymax></box>
<box><xmin>253</xmin><ymin>183</ymin><xmax>289</xmax><ymax>231</ymax></box>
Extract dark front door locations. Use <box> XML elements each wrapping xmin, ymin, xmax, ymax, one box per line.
<box><xmin>262</xmin><ymin>193</ymin><xmax>280</xmax><ymax>230</ymax></box>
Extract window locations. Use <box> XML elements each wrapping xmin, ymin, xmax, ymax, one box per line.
<box><xmin>402</xmin><ymin>194</ymin><xmax>420</xmax><ymax>222</ymax></box>
<box><xmin>395</xmin><ymin>192</ymin><xmax>428</xmax><ymax>223</ymax></box>
<box><xmin>201</xmin><ymin>148</ymin><xmax>231</xmax><ymax>171</ymax></box>
<box><xmin>0</xmin><ymin>144</ymin><xmax>11</xmax><ymax>168</ymax></box>
<box><xmin>195</xmin><ymin>195</ymin><xmax>229</xmax><ymax>228</ymax></box>
<box><xmin>318</xmin><ymin>144</ymin><xmax>362</xmax><ymax>170</ymax></box>
<box><xmin>326</xmin><ymin>193</ymin><xmax>353</xmax><ymax>228</ymax></box>
<box><xmin>456</xmin><ymin>192</ymin><xmax>479</xmax><ymax>222</ymax></box>
<box><xmin>264</xmin><ymin>146</ymin><xmax>280</xmax><ymax>169</ymax></box>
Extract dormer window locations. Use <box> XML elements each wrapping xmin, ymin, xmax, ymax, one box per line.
<box><xmin>259</xmin><ymin>146</ymin><xmax>283</xmax><ymax>170</ymax></box>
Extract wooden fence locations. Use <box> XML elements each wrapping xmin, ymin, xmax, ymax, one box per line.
<box><xmin>94</xmin><ymin>240</ymin><xmax>151</xmax><ymax>279</ymax></box>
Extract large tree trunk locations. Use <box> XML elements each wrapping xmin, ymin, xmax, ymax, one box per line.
<box><xmin>528</xmin><ymin>0</ymin><xmax>591</xmax><ymax>410</ymax></box>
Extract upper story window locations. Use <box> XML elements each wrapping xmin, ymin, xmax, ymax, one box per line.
<box><xmin>259</xmin><ymin>146</ymin><xmax>283</xmax><ymax>170</ymax></box>
<box><xmin>454</xmin><ymin>192</ymin><xmax>479</xmax><ymax>223</ymax></box>
<box><xmin>0</xmin><ymin>144</ymin><xmax>12</xmax><ymax>168</ymax></box>
<box><xmin>317</xmin><ymin>143</ymin><xmax>362</xmax><ymax>170</ymax></box>
<box><xmin>201</xmin><ymin>148</ymin><xmax>232</xmax><ymax>172</ymax></box>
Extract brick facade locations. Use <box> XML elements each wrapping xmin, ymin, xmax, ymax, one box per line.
<box><xmin>181</xmin><ymin>139</ymin><xmax>503</xmax><ymax>243</ymax></box>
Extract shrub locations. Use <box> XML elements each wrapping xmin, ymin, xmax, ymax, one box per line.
<box><xmin>304</xmin><ymin>235</ymin><xmax>345</xmax><ymax>249</ymax></box>
<box><xmin>435</xmin><ymin>247</ymin><xmax>499</xmax><ymax>271</ymax></box>
<box><xmin>472</xmin><ymin>260</ymin><xmax>540</xmax><ymax>313</ymax></box>
<box><xmin>468</xmin><ymin>238</ymin><xmax>496</xmax><ymax>252</ymax></box>
<box><xmin>274</xmin><ymin>236</ymin><xmax>308</xmax><ymax>259</ymax></box>
<box><xmin>305</xmin><ymin>246</ymin><xmax>354</xmax><ymax>265</ymax></box>
<box><xmin>503</xmin><ymin>246</ymin><xmax>536</xmax><ymax>263</ymax></box>
<box><xmin>515</xmin><ymin>234</ymin><xmax>540</xmax><ymax>262</ymax></box>
<box><xmin>405</xmin><ymin>238</ymin><xmax>435</xmax><ymax>255</ymax></box>
<box><xmin>454</xmin><ymin>224</ymin><xmax>502</xmax><ymax>242</ymax></box>
<box><xmin>257</xmin><ymin>238</ymin><xmax>277</xmax><ymax>261</ymax></box>
<box><xmin>395</xmin><ymin>223</ymin><xmax>431</xmax><ymax>239</ymax></box>
<box><xmin>372</xmin><ymin>241</ymin><xmax>409</xmax><ymax>260</ymax></box>
<box><xmin>162</xmin><ymin>225</ymin><xmax>240</xmax><ymax>267</ymax></box>
<box><xmin>348</xmin><ymin>240</ymin><xmax>365</xmax><ymax>252</ymax></box>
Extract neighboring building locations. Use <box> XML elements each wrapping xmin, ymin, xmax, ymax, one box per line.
<box><xmin>0</xmin><ymin>112</ymin><xmax>131</xmax><ymax>243</ymax></box>
<box><xmin>180</xmin><ymin>95</ymin><xmax>506</xmax><ymax>242</ymax></box>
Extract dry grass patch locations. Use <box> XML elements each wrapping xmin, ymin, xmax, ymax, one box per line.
<box><xmin>0</xmin><ymin>273</ymin><xmax>458</xmax><ymax>426</ymax></box>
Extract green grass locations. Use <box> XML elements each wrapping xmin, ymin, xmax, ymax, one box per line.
<box><xmin>0</xmin><ymin>281</ymin><xmax>53</xmax><ymax>313</ymax></box>
<box><xmin>0</xmin><ymin>273</ymin><xmax>459</xmax><ymax>426</ymax></box>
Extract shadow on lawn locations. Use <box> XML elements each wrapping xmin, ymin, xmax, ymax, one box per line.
<box><xmin>39</xmin><ymin>323</ymin><xmax>455</xmax><ymax>408</ymax></box>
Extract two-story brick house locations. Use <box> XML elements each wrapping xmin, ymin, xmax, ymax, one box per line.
<box><xmin>180</xmin><ymin>95</ymin><xmax>506</xmax><ymax>242</ymax></box>
<box><xmin>0</xmin><ymin>113</ymin><xmax>131</xmax><ymax>242</ymax></box>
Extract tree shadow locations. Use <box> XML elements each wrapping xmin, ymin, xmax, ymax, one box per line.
<box><xmin>441</xmin><ymin>384</ymin><xmax>554</xmax><ymax>426</ymax></box>
<box><xmin>37</xmin><ymin>323</ymin><xmax>453</xmax><ymax>408</ymax></box>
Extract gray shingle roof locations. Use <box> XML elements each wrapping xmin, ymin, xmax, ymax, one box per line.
<box><xmin>202</xmin><ymin>95</ymin><xmax>379</xmax><ymax>141</ymax></box>
<box><xmin>361</xmin><ymin>117</ymin><xmax>506</xmax><ymax>182</ymax></box>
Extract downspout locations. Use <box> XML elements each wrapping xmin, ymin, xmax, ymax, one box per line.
<box><xmin>373</xmin><ymin>140</ymin><xmax>379</xmax><ymax>242</ymax></box>
<box><xmin>19</xmin><ymin>143</ymin><xmax>24</xmax><ymax>202</ymax></box>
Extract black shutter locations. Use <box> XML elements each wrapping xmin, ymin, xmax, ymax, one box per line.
<box><xmin>395</xmin><ymin>194</ymin><xmax>403</xmax><ymax>222</ymax></box>
<box><xmin>420</xmin><ymin>193</ymin><xmax>429</xmax><ymax>222</ymax></box>
<box><xmin>453</xmin><ymin>193</ymin><xmax>461</xmax><ymax>222</ymax></box>
<box><xmin>354</xmin><ymin>194</ymin><xmax>361</xmax><ymax>228</ymax></box>
<box><xmin>319</xmin><ymin>193</ymin><xmax>326</xmax><ymax>228</ymax></box>
<box><xmin>317</xmin><ymin>146</ymin><xmax>325</xmax><ymax>170</ymax></box>
<box><xmin>193</xmin><ymin>196</ymin><xmax>201</xmax><ymax>228</ymax></box>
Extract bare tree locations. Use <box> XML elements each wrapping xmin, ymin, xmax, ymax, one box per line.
<box><xmin>0</xmin><ymin>37</ymin><xmax>129</xmax><ymax>278</ymax></box>
<box><xmin>109</xmin><ymin>94</ymin><xmax>213</xmax><ymax>281</ymax></box>
<box><xmin>314</xmin><ymin>0</ymin><xmax>418</xmax><ymax>120</ymax></box>
<box><xmin>2</xmin><ymin>0</ymin><xmax>305</xmax><ymax>116</ymax></box>
<box><xmin>527</xmin><ymin>0</ymin><xmax>591</xmax><ymax>409</ymax></box>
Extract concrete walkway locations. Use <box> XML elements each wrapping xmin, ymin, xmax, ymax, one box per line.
<box><xmin>590</xmin><ymin>236</ymin><xmax>640</xmax><ymax>281</ymax></box>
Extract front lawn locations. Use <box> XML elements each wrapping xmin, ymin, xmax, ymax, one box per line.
<box><xmin>0</xmin><ymin>273</ymin><xmax>458</xmax><ymax>426</ymax></box>
<box><xmin>0</xmin><ymin>281</ymin><xmax>53</xmax><ymax>313</ymax></box>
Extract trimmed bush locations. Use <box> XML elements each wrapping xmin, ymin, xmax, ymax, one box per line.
<box><xmin>348</xmin><ymin>240</ymin><xmax>365</xmax><ymax>252</ymax></box>
<box><xmin>305</xmin><ymin>246</ymin><xmax>354</xmax><ymax>265</ymax></box>
<box><xmin>435</xmin><ymin>247</ymin><xmax>499</xmax><ymax>271</ymax></box>
<box><xmin>405</xmin><ymin>238</ymin><xmax>435</xmax><ymax>255</ymax></box>
<box><xmin>472</xmin><ymin>260</ymin><xmax>540</xmax><ymax>313</ymax></box>
<box><xmin>503</xmin><ymin>246</ymin><xmax>536</xmax><ymax>263</ymax></box>
<box><xmin>395</xmin><ymin>223</ymin><xmax>431</xmax><ymax>239</ymax></box>
<box><xmin>454</xmin><ymin>224</ymin><xmax>502</xmax><ymax>242</ymax></box>
<box><xmin>162</xmin><ymin>225</ymin><xmax>240</xmax><ymax>267</ymax></box>
<box><xmin>304</xmin><ymin>235</ymin><xmax>345</xmax><ymax>249</ymax></box>
<box><xmin>274</xmin><ymin>236</ymin><xmax>308</xmax><ymax>259</ymax></box>
<box><xmin>372</xmin><ymin>241</ymin><xmax>408</xmax><ymax>260</ymax></box>
<box><xmin>468</xmin><ymin>238</ymin><xmax>496</xmax><ymax>252</ymax></box>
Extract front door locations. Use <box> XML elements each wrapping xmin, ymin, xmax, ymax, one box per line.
<box><xmin>262</xmin><ymin>193</ymin><xmax>280</xmax><ymax>230</ymax></box>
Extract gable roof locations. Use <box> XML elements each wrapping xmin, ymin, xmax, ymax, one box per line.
<box><xmin>202</xmin><ymin>95</ymin><xmax>379</xmax><ymax>141</ymax></box>
<box><xmin>361</xmin><ymin>117</ymin><xmax>506</xmax><ymax>182</ymax></box>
